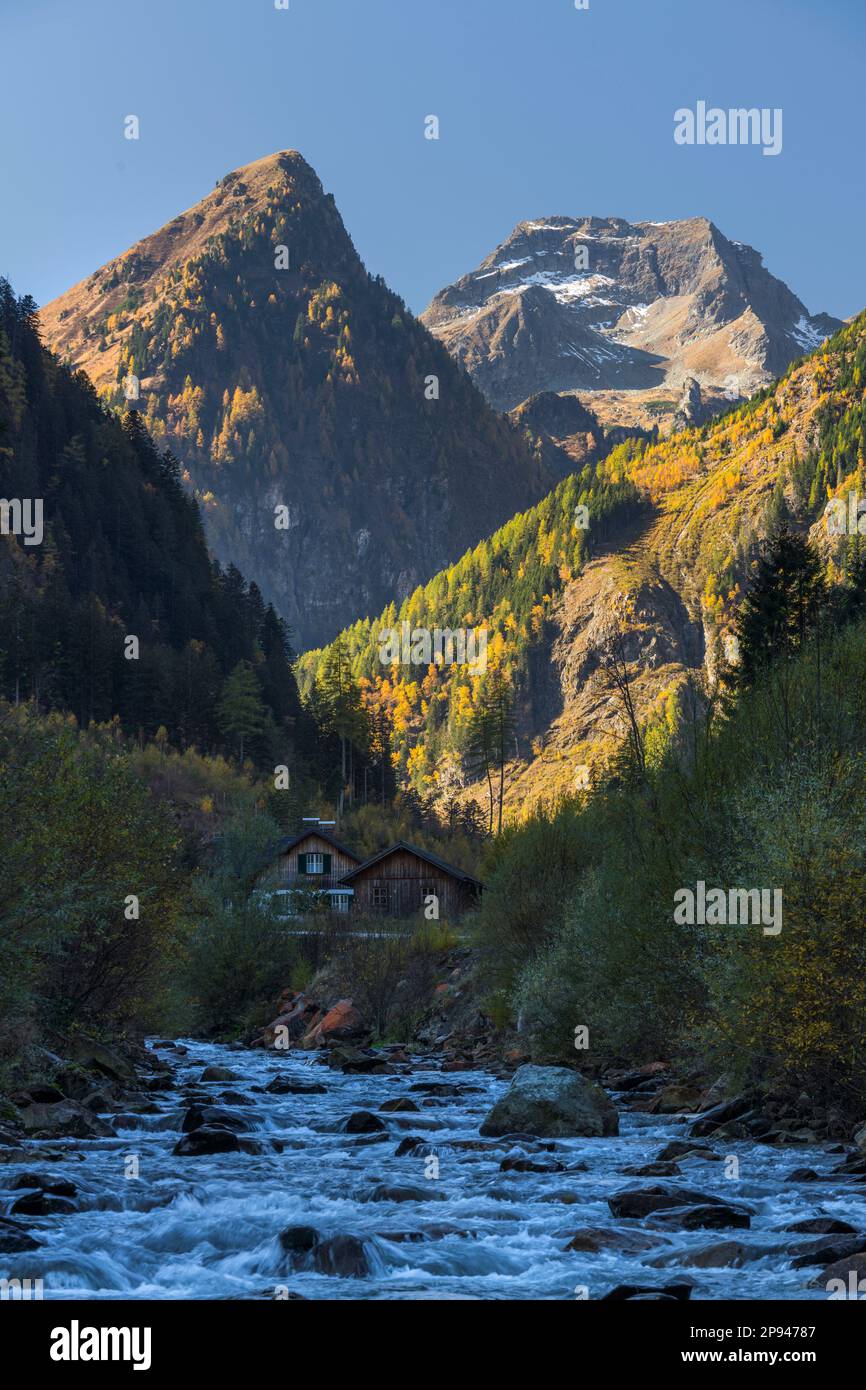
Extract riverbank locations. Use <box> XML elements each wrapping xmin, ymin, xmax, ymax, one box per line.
<box><xmin>251</xmin><ymin>944</ymin><xmax>866</xmax><ymax>1150</ymax></box>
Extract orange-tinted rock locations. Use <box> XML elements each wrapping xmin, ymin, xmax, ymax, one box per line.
<box><xmin>301</xmin><ymin>1000</ymin><xmax>363</xmax><ymax>1048</ymax></box>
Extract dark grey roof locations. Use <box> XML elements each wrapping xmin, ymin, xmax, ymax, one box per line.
<box><xmin>339</xmin><ymin>840</ymin><xmax>483</xmax><ymax>889</ymax></box>
<box><xmin>274</xmin><ymin>828</ymin><xmax>361</xmax><ymax>863</ymax></box>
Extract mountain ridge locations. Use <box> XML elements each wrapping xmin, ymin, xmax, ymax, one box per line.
<box><xmin>298</xmin><ymin>309</ymin><xmax>866</xmax><ymax>818</ymax></box>
<box><xmin>421</xmin><ymin>213</ymin><xmax>842</xmax><ymax>426</ymax></box>
<box><xmin>40</xmin><ymin>151</ymin><xmax>559</xmax><ymax>651</ymax></box>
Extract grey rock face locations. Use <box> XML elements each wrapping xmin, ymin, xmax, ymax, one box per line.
<box><xmin>479</xmin><ymin>1064</ymin><xmax>619</xmax><ymax>1138</ymax></box>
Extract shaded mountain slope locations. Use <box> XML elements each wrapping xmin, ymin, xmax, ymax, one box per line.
<box><xmin>40</xmin><ymin>152</ymin><xmax>557</xmax><ymax>649</ymax></box>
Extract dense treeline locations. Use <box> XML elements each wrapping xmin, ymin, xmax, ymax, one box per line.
<box><xmin>298</xmin><ymin>465</ymin><xmax>643</xmax><ymax>792</ymax></box>
<box><xmin>0</xmin><ymin>278</ymin><xmax>320</xmax><ymax>774</ymax></box>
<box><xmin>476</xmin><ymin>528</ymin><xmax>866</xmax><ymax>1118</ymax></box>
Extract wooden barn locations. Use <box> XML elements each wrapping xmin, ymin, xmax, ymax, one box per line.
<box><xmin>257</xmin><ymin>824</ymin><xmax>361</xmax><ymax>913</ymax></box>
<box><xmin>339</xmin><ymin>841</ymin><xmax>482</xmax><ymax>921</ymax></box>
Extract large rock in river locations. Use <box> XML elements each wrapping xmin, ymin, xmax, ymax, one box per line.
<box><xmin>66</xmin><ymin>1035</ymin><xmax>138</xmax><ymax>1085</ymax></box>
<box><xmin>18</xmin><ymin>1099</ymin><xmax>115</xmax><ymax>1140</ymax></box>
<box><xmin>479</xmin><ymin>1065</ymin><xmax>618</xmax><ymax>1138</ymax></box>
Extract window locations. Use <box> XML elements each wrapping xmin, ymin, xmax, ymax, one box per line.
<box><xmin>305</xmin><ymin>853</ymin><xmax>324</xmax><ymax>875</ymax></box>
<box><xmin>331</xmin><ymin>893</ymin><xmax>350</xmax><ymax>915</ymax></box>
<box><xmin>371</xmin><ymin>884</ymin><xmax>390</xmax><ymax>910</ymax></box>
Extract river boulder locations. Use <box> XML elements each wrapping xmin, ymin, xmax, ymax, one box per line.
<box><xmin>343</xmin><ymin>1110</ymin><xmax>386</xmax><ymax>1134</ymax></box>
<box><xmin>689</xmin><ymin>1092</ymin><xmax>756</xmax><ymax>1137</ymax></box>
<box><xmin>17</xmin><ymin>1099</ymin><xmax>115</xmax><ymax>1140</ymax></box>
<box><xmin>11</xmin><ymin>1191</ymin><xmax>77</xmax><ymax>1216</ymax></box>
<box><xmin>327</xmin><ymin>1044</ymin><xmax>391</xmax><ymax>1074</ymax></box>
<box><xmin>621</xmin><ymin>1161</ymin><xmax>682</xmax><ymax>1177</ymax></box>
<box><xmin>278</xmin><ymin>1225</ymin><xmax>371</xmax><ymax>1277</ymax></box>
<box><xmin>479</xmin><ymin>1065</ymin><xmax>618</xmax><ymax>1138</ymax></box>
<box><xmin>652</xmin><ymin>1203</ymin><xmax>752</xmax><ymax>1230</ymax></box>
<box><xmin>499</xmin><ymin>1156</ymin><xmax>566</xmax><ymax>1174</ymax></box>
<box><xmin>66</xmin><ymin>1036</ymin><xmax>138</xmax><ymax>1086</ymax></box>
<box><xmin>790</xmin><ymin>1234</ymin><xmax>866</xmax><ymax>1269</ymax></box>
<box><xmin>786</xmin><ymin>1218</ymin><xmax>857</xmax><ymax>1235</ymax></box>
<box><xmin>199</xmin><ymin>1065</ymin><xmax>240</xmax><ymax>1083</ymax></box>
<box><xmin>609</xmin><ymin>1185</ymin><xmax>739</xmax><ymax>1219</ymax></box>
<box><xmin>602</xmin><ymin>1281</ymin><xmax>692</xmax><ymax>1301</ymax></box>
<box><xmin>173</xmin><ymin>1127</ymin><xmax>260</xmax><ymax>1156</ymax></box>
<box><xmin>0</xmin><ymin>1217</ymin><xmax>42</xmax><ymax>1253</ymax></box>
<box><xmin>659</xmin><ymin>1240</ymin><xmax>748</xmax><ymax>1269</ymax></box>
<box><xmin>279</xmin><ymin>1225</ymin><xmax>320</xmax><ymax>1256</ymax></box>
<box><xmin>562</xmin><ymin>1227</ymin><xmax>657</xmax><ymax>1254</ymax></box>
<box><xmin>364</xmin><ymin>1183</ymin><xmax>446</xmax><ymax>1203</ymax></box>
<box><xmin>10</xmin><ymin>1173</ymin><xmax>77</xmax><ymax>1197</ymax></box>
<box><xmin>181</xmin><ymin>1104</ymin><xmax>250</xmax><ymax>1134</ymax></box>
<box><xmin>310</xmin><ymin>1234</ymin><xmax>370</xmax><ymax>1277</ymax></box>
<box><xmin>264</xmin><ymin>1078</ymin><xmax>327</xmax><ymax>1096</ymax></box>
<box><xmin>301</xmin><ymin>1000</ymin><xmax>365</xmax><ymax>1048</ymax></box>
<box><xmin>655</xmin><ymin>1140</ymin><xmax>718</xmax><ymax>1162</ymax></box>
<box><xmin>808</xmin><ymin>1251</ymin><xmax>866</xmax><ymax>1290</ymax></box>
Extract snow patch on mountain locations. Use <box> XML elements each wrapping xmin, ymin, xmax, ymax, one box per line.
<box><xmin>790</xmin><ymin>315</ymin><xmax>827</xmax><ymax>352</ymax></box>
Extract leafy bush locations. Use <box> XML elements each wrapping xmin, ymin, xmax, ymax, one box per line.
<box><xmin>474</xmin><ymin>799</ymin><xmax>591</xmax><ymax>1001</ymax></box>
<box><xmin>182</xmin><ymin>896</ymin><xmax>299</xmax><ymax>1037</ymax></box>
<box><xmin>182</xmin><ymin>808</ymin><xmax>298</xmax><ymax>1035</ymax></box>
<box><xmin>0</xmin><ymin>705</ymin><xmax>190</xmax><ymax>1079</ymax></box>
<box><xmin>323</xmin><ymin>917</ymin><xmax>458</xmax><ymax>1041</ymax></box>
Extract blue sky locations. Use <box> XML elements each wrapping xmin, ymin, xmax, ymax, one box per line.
<box><xmin>2</xmin><ymin>0</ymin><xmax>864</xmax><ymax>318</ymax></box>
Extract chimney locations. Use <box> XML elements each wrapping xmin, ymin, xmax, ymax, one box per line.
<box><xmin>301</xmin><ymin>815</ymin><xmax>337</xmax><ymax>832</ymax></box>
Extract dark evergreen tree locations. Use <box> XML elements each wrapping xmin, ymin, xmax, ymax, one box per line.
<box><xmin>216</xmin><ymin>661</ymin><xmax>267</xmax><ymax>763</ymax></box>
<box><xmin>735</xmin><ymin>527</ymin><xmax>826</xmax><ymax>688</ymax></box>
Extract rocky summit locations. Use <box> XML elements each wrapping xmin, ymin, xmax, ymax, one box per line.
<box><xmin>39</xmin><ymin>151</ymin><xmax>556</xmax><ymax>651</ymax></box>
<box><xmin>422</xmin><ymin>215</ymin><xmax>841</xmax><ymax>425</ymax></box>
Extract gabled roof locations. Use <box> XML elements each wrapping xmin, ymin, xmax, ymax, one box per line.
<box><xmin>274</xmin><ymin>828</ymin><xmax>361</xmax><ymax>863</ymax></box>
<box><xmin>339</xmin><ymin>840</ymin><xmax>483</xmax><ymax>889</ymax></box>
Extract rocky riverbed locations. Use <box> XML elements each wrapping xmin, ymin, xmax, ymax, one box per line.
<box><xmin>2</xmin><ymin>1038</ymin><xmax>866</xmax><ymax>1300</ymax></box>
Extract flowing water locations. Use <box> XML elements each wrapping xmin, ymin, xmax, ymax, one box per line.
<box><xmin>2</xmin><ymin>1040</ymin><xmax>862</xmax><ymax>1300</ymax></box>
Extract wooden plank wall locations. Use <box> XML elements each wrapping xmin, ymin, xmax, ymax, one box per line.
<box><xmin>350</xmin><ymin>851</ymin><xmax>474</xmax><ymax>919</ymax></box>
<box><xmin>257</xmin><ymin>833</ymin><xmax>358</xmax><ymax>887</ymax></box>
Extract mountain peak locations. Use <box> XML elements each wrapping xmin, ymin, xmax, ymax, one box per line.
<box><xmin>212</xmin><ymin>148</ymin><xmax>326</xmax><ymax>201</ymax></box>
<box><xmin>39</xmin><ymin>159</ymin><xmax>555</xmax><ymax>649</ymax></box>
<box><xmin>421</xmin><ymin>213</ymin><xmax>841</xmax><ymax>418</ymax></box>
<box><xmin>40</xmin><ymin>149</ymin><xmax>342</xmax><ymax>394</ymax></box>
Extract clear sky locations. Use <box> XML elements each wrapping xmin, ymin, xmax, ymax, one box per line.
<box><xmin>2</xmin><ymin>0</ymin><xmax>864</xmax><ymax>319</ymax></box>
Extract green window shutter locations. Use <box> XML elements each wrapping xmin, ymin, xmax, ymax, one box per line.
<box><xmin>298</xmin><ymin>852</ymin><xmax>307</xmax><ymax>874</ymax></box>
<box><xmin>323</xmin><ymin>853</ymin><xmax>332</xmax><ymax>874</ymax></box>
